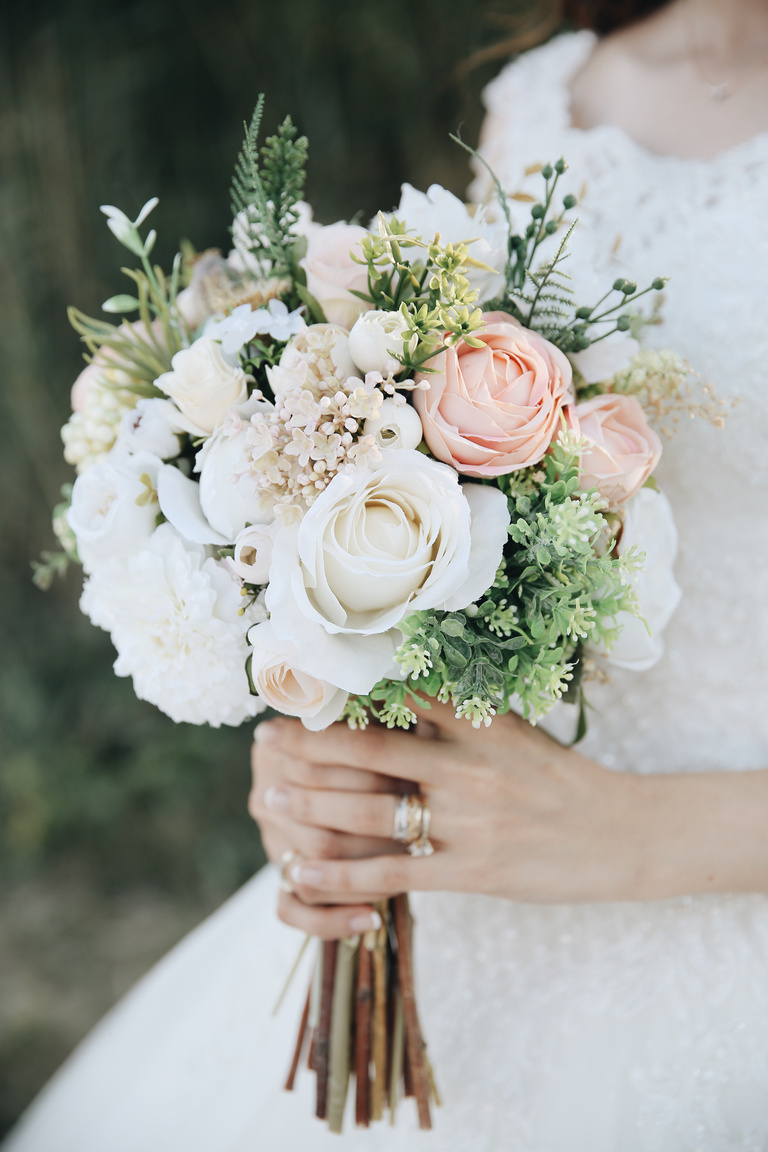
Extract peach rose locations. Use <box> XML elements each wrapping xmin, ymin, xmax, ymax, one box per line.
<box><xmin>413</xmin><ymin>312</ymin><xmax>574</xmax><ymax>477</ymax></box>
<box><xmin>576</xmin><ymin>393</ymin><xmax>662</xmax><ymax>504</ymax></box>
<box><xmin>300</xmin><ymin>222</ymin><xmax>372</xmax><ymax>328</ymax></box>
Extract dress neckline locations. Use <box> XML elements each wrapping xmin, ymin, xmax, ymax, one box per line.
<box><xmin>552</xmin><ymin>29</ymin><xmax>768</xmax><ymax>171</ymax></box>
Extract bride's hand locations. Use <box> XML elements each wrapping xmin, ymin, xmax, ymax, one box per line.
<box><xmin>249</xmin><ymin>727</ymin><xmax>407</xmax><ymax>938</ymax></box>
<box><xmin>254</xmin><ymin>700</ymin><xmax>654</xmax><ymax>938</ymax></box>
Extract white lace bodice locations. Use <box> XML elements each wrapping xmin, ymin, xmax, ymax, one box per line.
<box><xmin>472</xmin><ymin>30</ymin><xmax>768</xmax><ymax>778</ymax></box>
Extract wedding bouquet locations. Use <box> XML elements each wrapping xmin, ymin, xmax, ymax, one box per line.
<box><xmin>38</xmin><ymin>97</ymin><xmax>691</xmax><ymax>1130</ymax></box>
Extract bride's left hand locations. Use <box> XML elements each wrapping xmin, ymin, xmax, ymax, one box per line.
<box><xmin>255</xmin><ymin>699</ymin><xmax>652</xmax><ymax>938</ymax></box>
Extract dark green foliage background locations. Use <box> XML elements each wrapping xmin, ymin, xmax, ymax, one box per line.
<box><xmin>0</xmin><ymin>0</ymin><xmax>522</xmax><ymax>1130</ymax></box>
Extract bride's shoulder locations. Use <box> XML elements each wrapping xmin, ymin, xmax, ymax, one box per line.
<box><xmin>480</xmin><ymin>29</ymin><xmax>597</xmax><ymax>120</ymax></box>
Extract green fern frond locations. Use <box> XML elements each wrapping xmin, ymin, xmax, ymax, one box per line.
<box><xmin>230</xmin><ymin>96</ymin><xmax>308</xmax><ymax>281</ymax></box>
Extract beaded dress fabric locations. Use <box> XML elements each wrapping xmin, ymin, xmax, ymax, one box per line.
<box><xmin>6</xmin><ymin>31</ymin><xmax>768</xmax><ymax>1152</ymax></box>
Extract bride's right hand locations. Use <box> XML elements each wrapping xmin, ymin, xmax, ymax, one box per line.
<box><xmin>249</xmin><ymin>727</ymin><xmax>404</xmax><ymax>935</ymax></box>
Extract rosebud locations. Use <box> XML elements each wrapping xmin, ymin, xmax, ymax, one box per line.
<box><xmin>363</xmin><ymin>398</ymin><xmax>423</xmax><ymax>450</ymax></box>
<box><xmin>348</xmin><ymin>310</ymin><xmax>416</xmax><ymax>376</ymax></box>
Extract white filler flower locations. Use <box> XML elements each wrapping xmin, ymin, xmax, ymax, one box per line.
<box><xmin>266</xmin><ymin>449</ymin><xmax>510</xmax><ymax>692</ymax></box>
<box><xmin>80</xmin><ymin>524</ymin><xmax>265</xmax><ymax>727</ymax></box>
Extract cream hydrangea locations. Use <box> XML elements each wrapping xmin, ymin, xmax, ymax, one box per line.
<box><xmin>80</xmin><ymin>524</ymin><xmax>266</xmax><ymax>727</ymax></box>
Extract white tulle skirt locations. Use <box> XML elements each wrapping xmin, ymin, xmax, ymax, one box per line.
<box><xmin>6</xmin><ymin>864</ymin><xmax>768</xmax><ymax>1152</ymax></box>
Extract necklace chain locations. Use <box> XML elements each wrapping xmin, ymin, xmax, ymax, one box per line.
<box><xmin>687</xmin><ymin>0</ymin><xmax>768</xmax><ymax>102</ymax></box>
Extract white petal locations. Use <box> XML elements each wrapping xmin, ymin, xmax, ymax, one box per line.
<box><xmin>157</xmin><ymin>464</ymin><xmax>229</xmax><ymax>545</ymax></box>
<box><xmin>442</xmin><ymin>484</ymin><xmax>511</xmax><ymax>610</ymax></box>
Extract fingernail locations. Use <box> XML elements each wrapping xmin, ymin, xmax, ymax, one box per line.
<box><xmin>290</xmin><ymin>862</ymin><xmax>323</xmax><ymax>886</ymax></box>
<box><xmin>264</xmin><ymin>786</ymin><xmax>289</xmax><ymax>812</ymax></box>
<box><xmin>349</xmin><ymin>911</ymin><xmax>382</xmax><ymax>933</ymax></box>
<box><xmin>255</xmin><ymin>721</ymin><xmax>278</xmax><ymax>744</ymax></box>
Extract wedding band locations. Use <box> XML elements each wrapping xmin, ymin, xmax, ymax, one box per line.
<box><xmin>279</xmin><ymin>848</ymin><xmax>300</xmax><ymax>893</ymax></box>
<box><xmin>409</xmin><ymin>803</ymin><xmax>435</xmax><ymax>857</ymax></box>
<box><xmin>393</xmin><ymin>794</ymin><xmax>425</xmax><ymax>845</ymax></box>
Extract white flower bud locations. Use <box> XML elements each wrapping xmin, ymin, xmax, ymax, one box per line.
<box><xmin>363</xmin><ymin>398</ymin><xmax>423</xmax><ymax>450</ymax></box>
<box><xmin>348</xmin><ymin>310</ymin><xmax>415</xmax><ymax>376</ymax></box>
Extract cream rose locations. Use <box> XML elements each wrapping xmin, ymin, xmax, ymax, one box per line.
<box><xmin>300</xmin><ymin>223</ymin><xmax>372</xmax><ymax>328</ymax></box>
<box><xmin>576</xmin><ymin>393</ymin><xmax>662</xmax><ymax>505</ymax></box>
<box><xmin>348</xmin><ymin>310</ymin><xmax>416</xmax><ymax>376</ymax></box>
<box><xmin>247</xmin><ymin>621</ymin><xmax>348</xmax><ymax>730</ymax></box>
<box><xmin>265</xmin><ymin>450</ymin><xmax>510</xmax><ymax>691</ymax></box>
<box><xmin>195</xmin><ymin>400</ymin><xmax>276</xmax><ymax>541</ymax></box>
<box><xmin>155</xmin><ymin>336</ymin><xmax>249</xmax><ymax>436</ymax></box>
<box><xmin>414</xmin><ymin>312</ymin><xmax>574</xmax><ymax>477</ymax></box>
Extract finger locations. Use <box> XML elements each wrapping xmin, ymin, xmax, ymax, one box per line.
<box><xmin>256</xmin><ymin>718</ymin><xmax>447</xmax><ymax>786</ymax></box>
<box><xmin>288</xmin><ymin>853</ymin><xmax>441</xmax><ymax>898</ymax></box>
<box><xmin>253</xmin><ymin>807</ymin><xmax>404</xmax><ymax>861</ymax></box>
<box><xmin>281</xmin><ymin>756</ymin><xmax>401</xmax><ymax>794</ymax></box>
<box><xmin>265</xmin><ymin>785</ymin><xmax>400</xmax><ymax>840</ymax></box>
<box><xmin>276</xmin><ymin>890</ymin><xmax>383</xmax><ymax>940</ymax></box>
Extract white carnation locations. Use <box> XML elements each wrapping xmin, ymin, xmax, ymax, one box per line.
<box><xmin>80</xmin><ymin>524</ymin><xmax>265</xmax><ymax>727</ymax></box>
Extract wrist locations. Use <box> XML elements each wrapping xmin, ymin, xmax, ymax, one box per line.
<box><xmin>633</xmin><ymin>770</ymin><xmax>768</xmax><ymax>900</ymax></box>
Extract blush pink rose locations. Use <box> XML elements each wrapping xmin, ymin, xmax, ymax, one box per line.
<box><xmin>300</xmin><ymin>223</ymin><xmax>372</xmax><ymax>328</ymax></box>
<box><xmin>576</xmin><ymin>393</ymin><xmax>662</xmax><ymax>504</ymax></box>
<box><xmin>413</xmin><ymin>311</ymin><xmax>575</xmax><ymax>477</ymax></box>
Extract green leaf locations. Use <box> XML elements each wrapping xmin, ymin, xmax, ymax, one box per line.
<box><xmin>440</xmin><ymin>617</ymin><xmax>466</xmax><ymax>638</ymax></box>
<box><xmin>294</xmin><ymin>282</ymin><xmax>327</xmax><ymax>324</ymax></box>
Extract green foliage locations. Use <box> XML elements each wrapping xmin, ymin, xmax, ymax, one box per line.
<box><xmin>230</xmin><ymin>96</ymin><xmax>309</xmax><ymax>282</ymax></box>
<box><xmin>352</xmin><ymin>213</ymin><xmax>487</xmax><ymax>373</ymax></box>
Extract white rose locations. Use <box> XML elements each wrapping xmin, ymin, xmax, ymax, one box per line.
<box><xmin>395</xmin><ymin>183</ymin><xmax>508</xmax><ymax>300</ymax></box>
<box><xmin>247</xmin><ymin>621</ymin><xmax>348</xmax><ymax>730</ymax></box>
<box><xmin>348</xmin><ymin>310</ymin><xmax>417</xmax><ymax>376</ymax></box>
<box><xmin>155</xmin><ymin>337</ymin><xmax>250</xmax><ymax>436</ymax></box>
<box><xmin>266</xmin><ymin>450</ymin><xmax>510</xmax><ymax>691</ymax></box>
<box><xmin>232</xmin><ymin>523</ymin><xmax>276</xmax><ymax>584</ymax></box>
<box><xmin>589</xmin><ymin>486</ymin><xmax>682</xmax><ymax>672</ymax></box>
<box><xmin>300</xmin><ymin>222</ymin><xmax>372</xmax><ymax>329</ymax></box>
<box><xmin>80</xmin><ymin>524</ymin><xmax>265</xmax><ymax>727</ymax></box>
<box><xmin>569</xmin><ymin>332</ymin><xmax>640</xmax><ymax>384</ymax></box>
<box><xmin>194</xmin><ymin>399</ymin><xmax>276</xmax><ymax>542</ymax></box>
<box><xmin>115</xmin><ymin>398</ymin><xmax>183</xmax><ymax>459</ymax></box>
<box><xmin>67</xmin><ymin>450</ymin><xmax>162</xmax><ymax>574</ymax></box>
<box><xmin>363</xmin><ymin>398</ymin><xmax>423</xmax><ymax>450</ymax></box>
<box><xmin>267</xmin><ymin>323</ymin><xmax>358</xmax><ymax>403</ymax></box>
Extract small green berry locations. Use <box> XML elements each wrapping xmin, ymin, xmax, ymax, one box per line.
<box><xmin>531</xmin><ymin>204</ymin><xmax>545</xmax><ymax>219</ymax></box>
<box><xmin>526</xmin><ymin>223</ymin><xmax>536</xmax><ymax>237</ymax></box>
<box><xmin>544</xmin><ymin>220</ymin><xmax>557</xmax><ymax>235</ymax></box>
<box><xmin>613</xmin><ymin>278</ymin><xmax>626</xmax><ymax>292</ymax></box>
<box><xmin>541</xmin><ymin>164</ymin><xmax>553</xmax><ymax>180</ymax></box>
<box><xmin>616</xmin><ymin>315</ymin><xmax>631</xmax><ymax>331</ymax></box>
<box><xmin>562</xmin><ymin>194</ymin><xmax>577</xmax><ymax>210</ymax></box>
<box><xmin>575</xmin><ymin>305</ymin><xmax>592</xmax><ymax>319</ymax></box>
<box><xmin>554</xmin><ymin>158</ymin><xmax>566</xmax><ymax>174</ymax></box>
<box><xmin>622</xmin><ymin>281</ymin><xmax>637</xmax><ymax>295</ymax></box>
<box><xmin>574</xmin><ymin>334</ymin><xmax>591</xmax><ymax>351</ymax></box>
<box><xmin>652</xmin><ymin>277</ymin><xmax>666</xmax><ymax>291</ymax></box>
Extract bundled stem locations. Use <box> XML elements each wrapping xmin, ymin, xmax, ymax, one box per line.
<box><xmin>285</xmin><ymin>895</ymin><xmax>435</xmax><ymax>1133</ymax></box>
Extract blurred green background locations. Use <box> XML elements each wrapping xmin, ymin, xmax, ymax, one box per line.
<box><xmin>0</xmin><ymin>0</ymin><xmax>537</xmax><ymax>1133</ymax></box>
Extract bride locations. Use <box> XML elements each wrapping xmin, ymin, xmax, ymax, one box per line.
<box><xmin>7</xmin><ymin>0</ymin><xmax>768</xmax><ymax>1147</ymax></box>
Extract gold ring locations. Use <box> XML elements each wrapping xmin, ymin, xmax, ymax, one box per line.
<box><xmin>409</xmin><ymin>803</ymin><xmax>434</xmax><ymax>857</ymax></box>
<box><xmin>279</xmin><ymin>848</ymin><xmax>300</xmax><ymax>893</ymax></box>
<box><xmin>393</xmin><ymin>794</ymin><xmax>425</xmax><ymax>844</ymax></box>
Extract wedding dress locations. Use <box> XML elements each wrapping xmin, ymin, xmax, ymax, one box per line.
<box><xmin>7</xmin><ymin>30</ymin><xmax>768</xmax><ymax>1152</ymax></box>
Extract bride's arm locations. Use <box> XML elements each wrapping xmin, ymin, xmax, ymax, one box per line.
<box><xmin>250</xmin><ymin>703</ymin><xmax>768</xmax><ymax>938</ymax></box>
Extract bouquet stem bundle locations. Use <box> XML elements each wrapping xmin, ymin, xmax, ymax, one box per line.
<box><xmin>285</xmin><ymin>894</ymin><xmax>437</xmax><ymax>1131</ymax></box>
